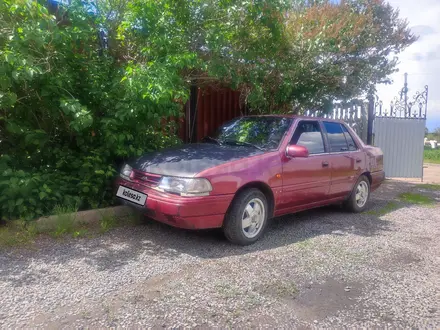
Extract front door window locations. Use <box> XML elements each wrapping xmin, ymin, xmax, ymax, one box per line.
<box><xmin>290</xmin><ymin>121</ymin><xmax>325</xmax><ymax>154</ymax></box>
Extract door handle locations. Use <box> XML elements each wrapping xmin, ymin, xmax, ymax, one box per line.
<box><xmin>355</xmin><ymin>158</ymin><xmax>362</xmax><ymax>163</ymax></box>
<box><xmin>322</xmin><ymin>161</ymin><xmax>329</xmax><ymax>167</ymax></box>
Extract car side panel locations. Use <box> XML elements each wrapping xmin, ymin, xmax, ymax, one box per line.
<box><xmin>327</xmin><ymin>151</ymin><xmax>365</xmax><ymax>198</ymax></box>
<box><xmin>364</xmin><ymin>145</ymin><xmax>385</xmax><ymax>191</ymax></box>
<box><xmin>279</xmin><ymin>155</ymin><xmax>331</xmax><ymax>211</ymax></box>
<box><xmin>196</xmin><ymin>151</ymin><xmax>284</xmax><ymax>195</ymax></box>
<box><xmin>274</xmin><ymin>196</ymin><xmax>346</xmax><ymax>217</ymax></box>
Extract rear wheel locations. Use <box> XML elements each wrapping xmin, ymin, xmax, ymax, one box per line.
<box><xmin>223</xmin><ymin>188</ymin><xmax>268</xmax><ymax>245</ymax></box>
<box><xmin>345</xmin><ymin>175</ymin><xmax>370</xmax><ymax>212</ymax></box>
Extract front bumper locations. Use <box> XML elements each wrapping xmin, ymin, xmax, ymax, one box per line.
<box><xmin>114</xmin><ymin>178</ymin><xmax>233</xmax><ymax>229</ymax></box>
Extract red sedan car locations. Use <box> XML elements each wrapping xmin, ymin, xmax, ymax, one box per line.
<box><xmin>115</xmin><ymin>116</ymin><xmax>384</xmax><ymax>245</ymax></box>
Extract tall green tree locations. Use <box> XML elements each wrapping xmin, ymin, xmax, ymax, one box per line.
<box><xmin>113</xmin><ymin>0</ymin><xmax>415</xmax><ymax>113</ymax></box>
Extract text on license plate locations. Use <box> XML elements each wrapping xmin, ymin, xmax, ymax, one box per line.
<box><xmin>116</xmin><ymin>186</ymin><xmax>147</xmax><ymax>206</ymax></box>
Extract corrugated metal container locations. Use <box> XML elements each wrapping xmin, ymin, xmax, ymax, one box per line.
<box><xmin>178</xmin><ymin>86</ymin><xmax>244</xmax><ymax>142</ymax></box>
<box><xmin>195</xmin><ymin>87</ymin><xmax>243</xmax><ymax>141</ymax></box>
<box><xmin>374</xmin><ymin>117</ymin><xmax>426</xmax><ymax>178</ymax></box>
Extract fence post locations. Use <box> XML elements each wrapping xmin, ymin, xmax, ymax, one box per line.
<box><xmin>367</xmin><ymin>95</ymin><xmax>375</xmax><ymax>145</ymax></box>
<box><xmin>189</xmin><ymin>85</ymin><xmax>198</xmax><ymax>142</ymax></box>
<box><xmin>360</xmin><ymin>104</ymin><xmax>368</xmax><ymax>143</ymax></box>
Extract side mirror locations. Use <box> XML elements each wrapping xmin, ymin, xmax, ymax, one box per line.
<box><xmin>286</xmin><ymin>145</ymin><xmax>309</xmax><ymax>158</ymax></box>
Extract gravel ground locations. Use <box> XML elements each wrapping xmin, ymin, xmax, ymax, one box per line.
<box><xmin>0</xmin><ymin>180</ymin><xmax>439</xmax><ymax>328</ymax></box>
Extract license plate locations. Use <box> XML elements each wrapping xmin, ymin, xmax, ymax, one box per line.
<box><xmin>116</xmin><ymin>186</ymin><xmax>147</xmax><ymax>206</ymax></box>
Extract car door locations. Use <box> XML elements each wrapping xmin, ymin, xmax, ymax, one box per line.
<box><xmin>280</xmin><ymin>120</ymin><xmax>331</xmax><ymax>212</ymax></box>
<box><xmin>322</xmin><ymin>121</ymin><xmax>364</xmax><ymax>199</ymax></box>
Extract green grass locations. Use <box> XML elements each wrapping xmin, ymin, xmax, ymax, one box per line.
<box><xmin>417</xmin><ymin>184</ymin><xmax>440</xmax><ymax>191</ymax></box>
<box><xmin>0</xmin><ymin>221</ymin><xmax>38</xmax><ymax>247</ymax></box>
<box><xmin>99</xmin><ymin>213</ymin><xmax>118</xmax><ymax>233</ymax></box>
<box><xmin>295</xmin><ymin>238</ymin><xmax>315</xmax><ymax>250</ymax></box>
<box><xmin>263</xmin><ymin>280</ymin><xmax>298</xmax><ymax>298</ymax></box>
<box><xmin>0</xmin><ymin>206</ymin><xmax>134</xmax><ymax>248</ymax></box>
<box><xmin>215</xmin><ymin>283</ymin><xmax>241</xmax><ymax>299</ymax></box>
<box><xmin>366</xmin><ymin>201</ymin><xmax>400</xmax><ymax>216</ymax></box>
<box><xmin>366</xmin><ymin>191</ymin><xmax>437</xmax><ymax>218</ymax></box>
<box><xmin>398</xmin><ymin>192</ymin><xmax>435</xmax><ymax>205</ymax></box>
<box><xmin>51</xmin><ymin>204</ymin><xmax>79</xmax><ymax>237</ymax></box>
<box><xmin>424</xmin><ymin>147</ymin><xmax>440</xmax><ymax>164</ymax></box>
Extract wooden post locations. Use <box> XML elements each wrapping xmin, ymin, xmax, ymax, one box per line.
<box><xmin>189</xmin><ymin>85</ymin><xmax>198</xmax><ymax>143</ymax></box>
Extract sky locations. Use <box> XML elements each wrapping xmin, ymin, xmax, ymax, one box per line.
<box><xmin>376</xmin><ymin>0</ymin><xmax>440</xmax><ymax>132</ymax></box>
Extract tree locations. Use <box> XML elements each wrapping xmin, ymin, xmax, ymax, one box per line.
<box><xmin>433</xmin><ymin>128</ymin><xmax>440</xmax><ymax>140</ymax></box>
<box><xmin>109</xmin><ymin>0</ymin><xmax>416</xmax><ymax>113</ymax></box>
<box><xmin>276</xmin><ymin>0</ymin><xmax>417</xmax><ymax>112</ymax></box>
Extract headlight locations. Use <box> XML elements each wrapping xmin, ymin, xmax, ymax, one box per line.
<box><xmin>158</xmin><ymin>177</ymin><xmax>212</xmax><ymax>196</ymax></box>
<box><xmin>120</xmin><ymin>164</ymin><xmax>132</xmax><ymax>180</ymax></box>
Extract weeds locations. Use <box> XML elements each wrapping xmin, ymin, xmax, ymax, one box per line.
<box><xmin>263</xmin><ymin>280</ymin><xmax>298</xmax><ymax>298</ymax></box>
<box><xmin>99</xmin><ymin>213</ymin><xmax>118</xmax><ymax>233</ymax></box>
<box><xmin>72</xmin><ymin>229</ymin><xmax>90</xmax><ymax>238</ymax></box>
<box><xmin>424</xmin><ymin>148</ymin><xmax>440</xmax><ymax>164</ymax></box>
<box><xmin>0</xmin><ymin>221</ymin><xmax>37</xmax><ymax>248</ymax></box>
<box><xmin>367</xmin><ymin>201</ymin><xmax>400</xmax><ymax>216</ymax></box>
<box><xmin>51</xmin><ymin>204</ymin><xmax>78</xmax><ymax>237</ymax></box>
<box><xmin>366</xmin><ymin>192</ymin><xmax>436</xmax><ymax>219</ymax></box>
<box><xmin>0</xmin><ymin>205</ymin><xmax>128</xmax><ymax>248</ymax></box>
<box><xmin>215</xmin><ymin>283</ymin><xmax>241</xmax><ymax>299</ymax></box>
<box><xmin>295</xmin><ymin>238</ymin><xmax>314</xmax><ymax>250</ymax></box>
<box><xmin>417</xmin><ymin>184</ymin><xmax>440</xmax><ymax>191</ymax></box>
<box><xmin>398</xmin><ymin>193</ymin><xmax>435</xmax><ymax>205</ymax></box>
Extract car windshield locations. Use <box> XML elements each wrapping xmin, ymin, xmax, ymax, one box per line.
<box><xmin>210</xmin><ymin>117</ymin><xmax>293</xmax><ymax>151</ymax></box>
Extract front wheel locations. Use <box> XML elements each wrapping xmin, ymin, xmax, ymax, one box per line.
<box><xmin>223</xmin><ymin>188</ymin><xmax>268</xmax><ymax>245</ymax></box>
<box><xmin>345</xmin><ymin>175</ymin><xmax>371</xmax><ymax>213</ymax></box>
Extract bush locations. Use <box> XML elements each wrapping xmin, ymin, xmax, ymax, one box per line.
<box><xmin>0</xmin><ymin>0</ymin><xmax>182</xmax><ymax>221</ymax></box>
<box><xmin>424</xmin><ymin>147</ymin><xmax>440</xmax><ymax>164</ymax></box>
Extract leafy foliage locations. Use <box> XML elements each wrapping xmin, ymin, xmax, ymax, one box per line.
<box><xmin>0</xmin><ymin>0</ymin><xmax>415</xmax><ymax>221</ymax></box>
<box><xmin>0</xmin><ymin>0</ymin><xmax>180</xmax><ymax>221</ymax></box>
<box><xmin>113</xmin><ymin>0</ymin><xmax>415</xmax><ymax>113</ymax></box>
<box><xmin>426</xmin><ymin>127</ymin><xmax>440</xmax><ymax>141</ymax></box>
<box><xmin>424</xmin><ymin>147</ymin><xmax>440</xmax><ymax>164</ymax></box>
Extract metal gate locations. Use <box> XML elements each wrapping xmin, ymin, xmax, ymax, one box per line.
<box><xmin>374</xmin><ymin>117</ymin><xmax>426</xmax><ymax>178</ymax></box>
<box><xmin>373</xmin><ymin>81</ymin><xmax>428</xmax><ymax>179</ymax></box>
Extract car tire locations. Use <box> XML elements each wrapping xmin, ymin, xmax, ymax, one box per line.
<box><xmin>345</xmin><ymin>175</ymin><xmax>371</xmax><ymax>213</ymax></box>
<box><xmin>223</xmin><ymin>188</ymin><xmax>268</xmax><ymax>245</ymax></box>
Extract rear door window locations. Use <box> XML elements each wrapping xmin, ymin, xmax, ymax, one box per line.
<box><xmin>341</xmin><ymin>125</ymin><xmax>358</xmax><ymax>151</ymax></box>
<box><xmin>290</xmin><ymin>121</ymin><xmax>325</xmax><ymax>154</ymax></box>
<box><xmin>323</xmin><ymin>122</ymin><xmax>349</xmax><ymax>152</ymax></box>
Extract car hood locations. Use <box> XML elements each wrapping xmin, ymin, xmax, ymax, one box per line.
<box><xmin>132</xmin><ymin>143</ymin><xmax>265</xmax><ymax>177</ymax></box>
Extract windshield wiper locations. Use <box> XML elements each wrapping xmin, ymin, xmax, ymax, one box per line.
<box><xmin>203</xmin><ymin>136</ymin><xmax>222</xmax><ymax>145</ymax></box>
<box><xmin>223</xmin><ymin>140</ymin><xmax>265</xmax><ymax>151</ymax></box>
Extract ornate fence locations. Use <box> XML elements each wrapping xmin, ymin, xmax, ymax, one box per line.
<box><xmin>305</xmin><ymin>101</ymin><xmax>369</xmax><ymax>143</ymax></box>
<box><xmin>304</xmin><ymin>73</ymin><xmax>429</xmax><ymax>147</ymax></box>
<box><xmin>375</xmin><ymin>73</ymin><xmax>428</xmax><ymax>119</ymax></box>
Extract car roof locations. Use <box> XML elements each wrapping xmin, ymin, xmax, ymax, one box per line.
<box><xmin>244</xmin><ymin>114</ymin><xmax>346</xmax><ymax>124</ymax></box>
